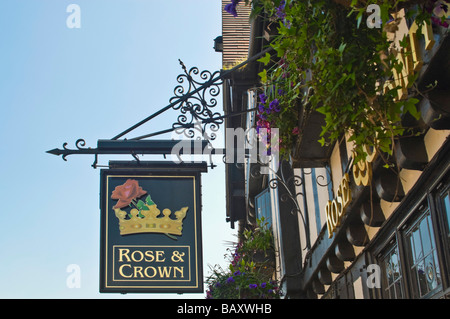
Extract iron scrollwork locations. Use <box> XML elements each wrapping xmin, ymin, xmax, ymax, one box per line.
<box><xmin>47</xmin><ymin>50</ymin><xmax>276</xmax><ymax>165</ymax></box>
<box><xmin>249</xmin><ymin>159</ymin><xmax>310</xmax><ymax>250</ymax></box>
<box><xmin>302</xmin><ymin>166</ymin><xmax>332</xmax><ymax>188</ymax></box>
<box><xmin>48</xmin><ymin>138</ymin><xmax>94</xmax><ymax>161</ymax></box>
<box><xmin>170</xmin><ymin>60</ymin><xmax>223</xmax><ymax>141</ymax></box>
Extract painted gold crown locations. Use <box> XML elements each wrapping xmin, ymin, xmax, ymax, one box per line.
<box><xmin>114</xmin><ymin>204</ymin><xmax>188</xmax><ymax>236</ymax></box>
<box><xmin>110</xmin><ymin>179</ymin><xmax>188</xmax><ymax>236</ymax></box>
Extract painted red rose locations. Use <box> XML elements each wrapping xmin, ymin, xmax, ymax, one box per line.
<box><xmin>111</xmin><ymin>179</ymin><xmax>147</xmax><ymax>209</ymax></box>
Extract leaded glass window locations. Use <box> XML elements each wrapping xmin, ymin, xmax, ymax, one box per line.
<box><xmin>405</xmin><ymin>211</ymin><xmax>442</xmax><ymax>298</ymax></box>
<box><xmin>381</xmin><ymin>244</ymin><xmax>403</xmax><ymax>299</ymax></box>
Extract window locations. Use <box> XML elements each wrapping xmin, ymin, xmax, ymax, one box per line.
<box><xmin>378</xmin><ymin>206</ymin><xmax>443</xmax><ymax>299</ymax></box>
<box><xmin>375</xmin><ymin>173</ymin><xmax>450</xmax><ymax>299</ymax></box>
<box><xmin>442</xmin><ymin>191</ymin><xmax>450</xmax><ymax>236</ymax></box>
<box><xmin>437</xmin><ymin>185</ymin><xmax>450</xmax><ymax>273</ymax></box>
<box><xmin>405</xmin><ymin>210</ymin><xmax>442</xmax><ymax>298</ymax></box>
<box><xmin>436</xmin><ymin>183</ymin><xmax>450</xmax><ymax>298</ymax></box>
<box><xmin>380</xmin><ymin>242</ymin><xmax>404</xmax><ymax>299</ymax></box>
<box><xmin>255</xmin><ymin>188</ymin><xmax>272</xmax><ymax>227</ymax></box>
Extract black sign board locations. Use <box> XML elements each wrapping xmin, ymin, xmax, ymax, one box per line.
<box><xmin>99</xmin><ymin>162</ymin><xmax>206</xmax><ymax>293</ymax></box>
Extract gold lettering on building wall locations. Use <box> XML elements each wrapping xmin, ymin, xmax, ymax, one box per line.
<box><xmin>324</xmin><ymin>15</ymin><xmax>436</xmax><ymax>238</ymax></box>
<box><xmin>353</xmin><ymin>145</ymin><xmax>377</xmax><ymax>187</ymax></box>
<box><xmin>383</xmin><ymin>15</ymin><xmax>435</xmax><ymax>101</ymax></box>
<box><xmin>325</xmin><ymin>173</ymin><xmax>352</xmax><ymax>238</ymax></box>
<box><xmin>325</xmin><ymin>145</ymin><xmax>377</xmax><ymax>238</ymax></box>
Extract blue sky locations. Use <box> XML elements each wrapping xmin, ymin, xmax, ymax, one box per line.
<box><xmin>0</xmin><ymin>0</ymin><xmax>237</xmax><ymax>298</ymax></box>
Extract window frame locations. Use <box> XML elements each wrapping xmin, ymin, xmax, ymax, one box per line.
<box><xmin>401</xmin><ymin>206</ymin><xmax>443</xmax><ymax>299</ymax></box>
<box><xmin>430</xmin><ymin>180</ymin><xmax>450</xmax><ymax>292</ymax></box>
<box><xmin>379</xmin><ymin>236</ymin><xmax>405</xmax><ymax>299</ymax></box>
<box><xmin>255</xmin><ymin>187</ymin><xmax>272</xmax><ymax>227</ymax></box>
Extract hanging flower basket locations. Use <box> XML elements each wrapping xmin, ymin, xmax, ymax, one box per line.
<box><xmin>205</xmin><ymin>218</ymin><xmax>282</xmax><ymax>299</ymax></box>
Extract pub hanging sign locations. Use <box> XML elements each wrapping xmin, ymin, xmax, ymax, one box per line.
<box><xmin>99</xmin><ymin>163</ymin><xmax>205</xmax><ymax>293</ymax></box>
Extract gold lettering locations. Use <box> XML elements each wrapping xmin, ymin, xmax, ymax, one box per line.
<box><xmin>331</xmin><ymin>199</ymin><xmax>340</xmax><ymax>228</ymax></box>
<box><xmin>173</xmin><ymin>266</ymin><xmax>184</xmax><ymax>278</ymax></box>
<box><xmin>336</xmin><ymin>183</ymin><xmax>345</xmax><ymax>219</ymax></box>
<box><xmin>384</xmin><ymin>17</ymin><xmax>435</xmax><ymax>100</ymax></box>
<box><xmin>134</xmin><ymin>266</ymin><xmax>144</xmax><ymax>278</ymax></box>
<box><xmin>131</xmin><ymin>250</ymin><xmax>144</xmax><ymax>262</ymax></box>
<box><xmin>144</xmin><ymin>266</ymin><xmax>157</xmax><ymax>278</ymax></box>
<box><xmin>115</xmin><ymin>248</ymin><xmax>187</xmax><ymax>280</ymax></box>
<box><xmin>408</xmin><ymin>22</ymin><xmax>423</xmax><ymax>72</ymax></box>
<box><xmin>325</xmin><ymin>201</ymin><xmax>334</xmax><ymax>238</ymax></box>
<box><xmin>118</xmin><ymin>264</ymin><xmax>133</xmax><ymax>278</ymax></box>
<box><xmin>326</xmin><ymin>173</ymin><xmax>352</xmax><ymax>238</ymax></box>
<box><xmin>155</xmin><ymin>251</ymin><xmax>166</xmax><ymax>262</ymax></box>
<box><xmin>392</xmin><ymin>50</ymin><xmax>408</xmax><ymax>101</ymax></box>
<box><xmin>421</xmin><ymin>20</ymin><xmax>435</xmax><ymax>50</ymax></box>
<box><xmin>118</xmin><ymin>249</ymin><xmax>131</xmax><ymax>262</ymax></box>
<box><xmin>352</xmin><ymin>147</ymin><xmax>376</xmax><ymax>187</ymax></box>
<box><xmin>364</xmin><ymin>144</ymin><xmax>377</xmax><ymax>163</ymax></box>
<box><xmin>144</xmin><ymin>250</ymin><xmax>155</xmax><ymax>262</ymax></box>
<box><xmin>158</xmin><ymin>266</ymin><xmax>172</xmax><ymax>278</ymax></box>
<box><xmin>341</xmin><ymin>173</ymin><xmax>351</xmax><ymax>207</ymax></box>
<box><xmin>353</xmin><ymin>159</ymin><xmax>371</xmax><ymax>186</ymax></box>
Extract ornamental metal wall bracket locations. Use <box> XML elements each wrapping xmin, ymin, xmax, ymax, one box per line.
<box><xmin>46</xmin><ymin>47</ymin><xmax>273</xmax><ymax>168</ymax></box>
<box><xmin>248</xmin><ymin>158</ymin><xmax>312</xmax><ymax>251</ymax></box>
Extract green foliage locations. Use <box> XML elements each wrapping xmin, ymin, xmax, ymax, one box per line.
<box><xmin>145</xmin><ymin>195</ymin><xmax>154</xmax><ymax>206</ymax></box>
<box><xmin>240</xmin><ymin>217</ymin><xmax>274</xmax><ymax>253</ymax></box>
<box><xmin>205</xmin><ymin>218</ymin><xmax>281</xmax><ymax>299</ymax></box>
<box><xmin>205</xmin><ymin>265</ymin><xmax>281</xmax><ymax>299</ymax></box>
<box><xmin>250</xmin><ymin>0</ymin><xmax>436</xmax><ymax>163</ymax></box>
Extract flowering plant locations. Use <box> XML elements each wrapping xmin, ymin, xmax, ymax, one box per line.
<box><xmin>255</xmin><ymin>66</ymin><xmax>302</xmax><ymax>160</ymax></box>
<box><xmin>205</xmin><ymin>266</ymin><xmax>281</xmax><ymax>299</ymax></box>
<box><xmin>426</xmin><ymin>0</ymin><xmax>449</xmax><ymax>27</ymax></box>
<box><xmin>226</xmin><ymin>0</ymin><xmax>448</xmax><ymax>164</ymax></box>
<box><xmin>205</xmin><ymin>218</ymin><xmax>282</xmax><ymax>299</ymax></box>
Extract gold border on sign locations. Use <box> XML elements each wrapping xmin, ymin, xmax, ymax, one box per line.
<box><xmin>104</xmin><ymin>175</ymin><xmax>200</xmax><ymax>290</ymax></box>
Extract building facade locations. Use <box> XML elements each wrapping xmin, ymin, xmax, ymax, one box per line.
<box><xmin>220</xmin><ymin>0</ymin><xmax>450</xmax><ymax>299</ymax></box>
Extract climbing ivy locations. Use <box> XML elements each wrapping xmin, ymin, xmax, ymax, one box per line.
<box><xmin>229</xmin><ymin>0</ymin><xmax>444</xmax><ymax>163</ymax></box>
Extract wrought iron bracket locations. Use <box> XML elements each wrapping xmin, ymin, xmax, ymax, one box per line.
<box><xmin>47</xmin><ymin>47</ymin><xmax>273</xmax><ymax>168</ymax></box>
<box><xmin>248</xmin><ymin>159</ymin><xmax>311</xmax><ymax>251</ymax></box>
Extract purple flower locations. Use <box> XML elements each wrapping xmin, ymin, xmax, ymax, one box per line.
<box><xmin>431</xmin><ymin>15</ymin><xmax>449</xmax><ymax>27</ymax></box>
<box><xmin>269</xmin><ymin>99</ymin><xmax>281</xmax><ymax>112</ymax></box>
<box><xmin>258</xmin><ymin>103</ymin><xmax>266</xmax><ymax>114</ymax></box>
<box><xmin>261</xmin><ymin>282</ymin><xmax>267</xmax><ymax>288</ymax></box>
<box><xmin>249</xmin><ymin>284</ymin><xmax>258</xmax><ymax>289</ymax></box>
<box><xmin>226</xmin><ymin>277</ymin><xmax>235</xmax><ymax>283</ymax></box>
<box><xmin>259</xmin><ymin>93</ymin><xmax>267</xmax><ymax>104</ymax></box>
<box><xmin>233</xmin><ymin>270</ymin><xmax>241</xmax><ymax>276</ymax></box>
<box><xmin>434</xmin><ymin>1</ymin><xmax>448</xmax><ymax>16</ymax></box>
<box><xmin>224</xmin><ymin>0</ymin><xmax>241</xmax><ymax>17</ymax></box>
<box><xmin>224</xmin><ymin>3</ymin><xmax>237</xmax><ymax>17</ymax></box>
<box><xmin>283</xmin><ymin>19</ymin><xmax>291</xmax><ymax>29</ymax></box>
<box><xmin>276</xmin><ymin>0</ymin><xmax>286</xmax><ymax>19</ymax></box>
